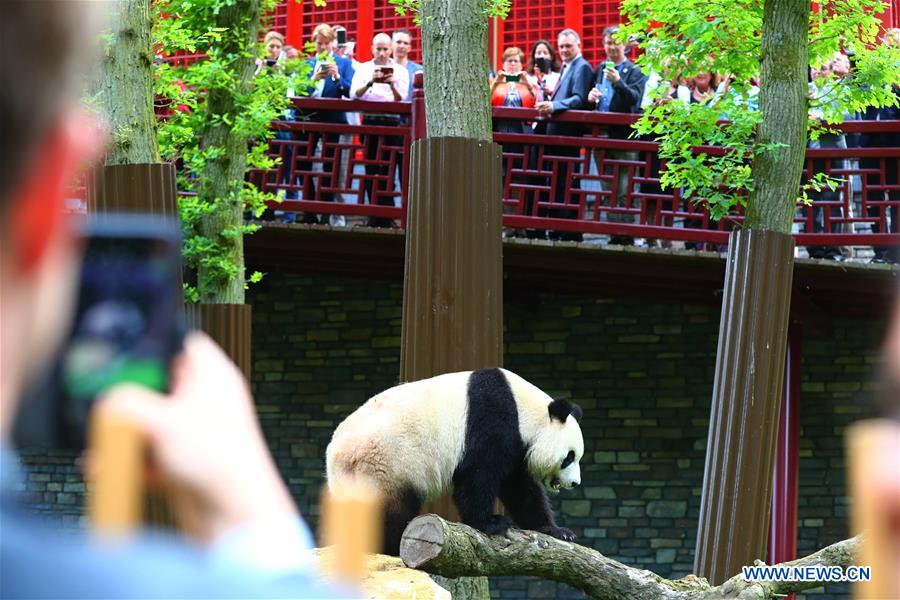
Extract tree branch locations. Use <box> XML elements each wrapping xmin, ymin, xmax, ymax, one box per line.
<box><xmin>400</xmin><ymin>514</ymin><xmax>863</xmax><ymax>600</ymax></box>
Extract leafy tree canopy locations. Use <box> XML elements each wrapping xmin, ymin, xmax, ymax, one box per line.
<box><xmin>620</xmin><ymin>0</ymin><xmax>899</xmax><ymax>219</ymax></box>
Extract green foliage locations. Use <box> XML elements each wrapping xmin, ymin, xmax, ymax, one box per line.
<box><xmin>621</xmin><ymin>0</ymin><xmax>899</xmax><ymax>218</ymax></box>
<box><xmin>388</xmin><ymin>0</ymin><xmax>511</xmax><ymax>24</ymax></box>
<box><xmin>153</xmin><ymin>0</ymin><xmax>310</xmax><ymax>302</ymax></box>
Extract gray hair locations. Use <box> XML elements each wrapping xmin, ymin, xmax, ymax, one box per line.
<box><xmin>557</xmin><ymin>28</ymin><xmax>581</xmax><ymax>45</ymax></box>
<box><xmin>0</xmin><ymin>0</ymin><xmax>99</xmax><ymax>213</ymax></box>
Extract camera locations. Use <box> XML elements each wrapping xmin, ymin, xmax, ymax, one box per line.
<box><xmin>535</xmin><ymin>57</ymin><xmax>552</xmax><ymax>75</ymax></box>
<box><xmin>13</xmin><ymin>214</ymin><xmax>184</xmax><ymax>452</ymax></box>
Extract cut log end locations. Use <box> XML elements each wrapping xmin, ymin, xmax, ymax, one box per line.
<box><xmin>400</xmin><ymin>514</ymin><xmax>447</xmax><ymax>569</ymax></box>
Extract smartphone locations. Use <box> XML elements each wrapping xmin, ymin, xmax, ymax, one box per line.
<box><xmin>505</xmin><ymin>73</ymin><xmax>520</xmax><ymax>83</ymax></box>
<box><xmin>266</xmin><ymin>58</ymin><xmax>278</xmax><ymax>68</ymax></box>
<box><xmin>336</xmin><ymin>27</ymin><xmax>347</xmax><ymax>46</ymax></box>
<box><xmin>13</xmin><ymin>214</ymin><xmax>184</xmax><ymax>452</ymax></box>
<box><xmin>381</xmin><ymin>66</ymin><xmax>393</xmax><ymax>76</ymax></box>
<box><xmin>535</xmin><ymin>57</ymin><xmax>551</xmax><ymax>74</ymax></box>
<box><xmin>605</xmin><ymin>61</ymin><xmax>615</xmax><ymax>70</ymax></box>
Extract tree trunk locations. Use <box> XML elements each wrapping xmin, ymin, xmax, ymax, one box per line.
<box><xmin>695</xmin><ymin>0</ymin><xmax>809</xmax><ymax>585</ymax></box>
<box><xmin>745</xmin><ymin>0</ymin><xmax>809</xmax><ymax>231</ymax></box>
<box><xmin>401</xmin><ymin>515</ymin><xmax>863</xmax><ymax>600</ymax></box>
<box><xmin>97</xmin><ymin>0</ymin><xmax>160</xmax><ymax>165</ymax></box>
<box><xmin>420</xmin><ymin>0</ymin><xmax>492</xmax><ymax>140</ymax></box>
<box><xmin>197</xmin><ymin>0</ymin><xmax>262</xmax><ymax>304</ymax></box>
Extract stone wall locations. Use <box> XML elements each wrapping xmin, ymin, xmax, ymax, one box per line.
<box><xmin>17</xmin><ymin>271</ymin><xmax>883</xmax><ymax>599</ymax></box>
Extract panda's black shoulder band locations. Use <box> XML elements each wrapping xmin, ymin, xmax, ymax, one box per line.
<box><xmin>548</xmin><ymin>398</ymin><xmax>582</xmax><ymax>423</ymax></box>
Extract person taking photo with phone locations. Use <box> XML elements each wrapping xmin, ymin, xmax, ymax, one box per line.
<box><xmin>0</xmin><ymin>3</ymin><xmax>344</xmax><ymax>598</ymax></box>
<box><xmin>350</xmin><ymin>33</ymin><xmax>409</xmax><ymax>228</ymax></box>
<box><xmin>525</xmin><ymin>40</ymin><xmax>561</xmax><ymax>102</ymax></box>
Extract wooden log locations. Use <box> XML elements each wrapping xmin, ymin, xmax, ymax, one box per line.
<box><xmin>400</xmin><ymin>514</ymin><xmax>864</xmax><ymax>600</ymax></box>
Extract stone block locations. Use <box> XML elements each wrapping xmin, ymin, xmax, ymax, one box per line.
<box><xmin>647</xmin><ymin>501</ymin><xmax>687</xmax><ymax>518</ymax></box>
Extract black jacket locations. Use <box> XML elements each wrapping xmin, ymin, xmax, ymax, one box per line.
<box><xmin>593</xmin><ymin>58</ymin><xmax>645</xmax><ymax>138</ymax></box>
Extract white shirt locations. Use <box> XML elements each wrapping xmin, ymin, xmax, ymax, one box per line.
<box><xmin>350</xmin><ymin>59</ymin><xmax>410</xmax><ymax>101</ymax></box>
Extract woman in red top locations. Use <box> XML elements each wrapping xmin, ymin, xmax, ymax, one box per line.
<box><xmin>491</xmin><ymin>47</ymin><xmax>537</xmax><ymax>136</ymax></box>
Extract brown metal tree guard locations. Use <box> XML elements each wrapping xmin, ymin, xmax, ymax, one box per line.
<box><xmin>694</xmin><ymin>229</ymin><xmax>795</xmax><ymax>584</ymax></box>
<box><xmin>400</xmin><ymin>76</ymin><xmax>504</xmax><ymax>524</ymax></box>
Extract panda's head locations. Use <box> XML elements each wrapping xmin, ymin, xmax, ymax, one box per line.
<box><xmin>527</xmin><ymin>398</ymin><xmax>584</xmax><ymax>494</ymax></box>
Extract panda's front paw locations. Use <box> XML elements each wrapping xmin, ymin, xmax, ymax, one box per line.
<box><xmin>480</xmin><ymin>515</ymin><xmax>514</xmax><ymax>536</ymax></box>
<box><xmin>541</xmin><ymin>525</ymin><xmax>577</xmax><ymax>541</ymax></box>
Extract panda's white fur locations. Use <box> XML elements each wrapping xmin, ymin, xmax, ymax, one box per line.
<box><xmin>325</xmin><ymin>368</ymin><xmax>584</xmax><ymax>555</ymax></box>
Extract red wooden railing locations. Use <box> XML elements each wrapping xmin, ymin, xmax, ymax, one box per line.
<box><xmin>258</xmin><ymin>95</ymin><xmax>899</xmax><ymax>250</ymax></box>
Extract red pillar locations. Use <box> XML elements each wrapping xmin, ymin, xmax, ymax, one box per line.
<box><xmin>357</xmin><ymin>0</ymin><xmax>375</xmax><ymax>62</ymax></box>
<box><xmin>564</xmin><ymin>0</ymin><xmax>583</xmax><ymax>36</ymax></box>
<box><xmin>769</xmin><ymin>324</ymin><xmax>801</xmax><ymax>582</ymax></box>
<box><xmin>285</xmin><ymin>0</ymin><xmax>303</xmax><ymax>49</ymax></box>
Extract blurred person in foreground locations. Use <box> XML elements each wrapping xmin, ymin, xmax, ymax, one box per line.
<box><xmin>0</xmin><ymin>3</ymin><xmax>345</xmax><ymax>598</ymax></box>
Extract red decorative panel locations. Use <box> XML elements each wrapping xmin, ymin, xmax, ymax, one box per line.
<box><xmin>500</xmin><ymin>0</ymin><xmax>565</xmax><ymax>63</ymax></box>
<box><xmin>374</xmin><ymin>0</ymin><xmax>422</xmax><ymax>63</ymax></box>
<box><xmin>298</xmin><ymin>0</ymin><xmax>360</xmax><ymax>50</ymax></box>
<box><xmin>260</xmin><ymin>1</ymin><xmax>289</xmax><ymax>37</ymax></box>
<box><xmin>582</xmin><ymin>0</ymin><xmax>623</xmax><ymax>66</ymax></box>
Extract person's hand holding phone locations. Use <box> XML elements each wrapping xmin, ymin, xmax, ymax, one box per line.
<box><xmin>604</xmin><ymin>62</ymin><xmax>620</xmax><ymax>85</ymax></box>
<box><xmin>312</xmin><ymin>62</ymin><xmax>329</xmax><ymax>81</ymax></box>
<box><xmin>95</xmin><ymin>332</ymin><xmax>298</xmax><ymax>544</ymax></box>
<box><xmin>324</xmin><ymin>61</ymin><xmax>338</xmax><ymax>80</ymax></box>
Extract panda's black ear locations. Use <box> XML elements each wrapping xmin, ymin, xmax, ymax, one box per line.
<box><xmin>570</xmin><ymin>402</ymin><xmax>583</xmax><ymax>424</ymax></box>
<box><xmin>548</xmin><ymin>398</ymin><xmax>576</xmax><ymax>423</ymax></box>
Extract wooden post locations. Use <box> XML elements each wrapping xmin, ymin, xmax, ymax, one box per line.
<box><xmin>847</xmin><ymin>419</ymin><xmax>900</xmax><ymax>600</ymax></box>
<box><xmin>320</xmin><ymin>480</ymin><xmax>382</xmax><ymax>582</ymax></box>
<box><xmin>87</xmin><ymin>412</ymin><xmax>143</xmax><ymax>538</ymax></box>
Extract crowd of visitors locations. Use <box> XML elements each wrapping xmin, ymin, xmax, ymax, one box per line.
<box><xmin>260</xmin><ymin>23</ymin><xmax>899</xmax><ymax>261</ymax></box>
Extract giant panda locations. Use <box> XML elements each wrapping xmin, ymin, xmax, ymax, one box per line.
<box><xmin>325</xmin><ymin>368</ymin><xmax>584</xmax><ymax>556</ymax></box>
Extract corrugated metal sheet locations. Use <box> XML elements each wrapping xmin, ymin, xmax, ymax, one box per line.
<box><xmin>185</xmin><ymin>303</ymin><xmax>253</xmax><ymax>382</ymax></box>
<box><xmin>694</xmin><ymin>229</ymin><xmax>796</xmax><ymax>585</ymax></box>
<box><xmin>400</xmin><ymin>137</ymin><xmax>504</xmax><ymax>383</ymax></box>
<box><xmin>86</xmin><ymin>163</ymin><xmax>179</xmax><ymax>215</ymax></box>
<box><xmin>400</xmin><ymin>137</ymin><xmax>503</xmax><ymax>523</ymax></box>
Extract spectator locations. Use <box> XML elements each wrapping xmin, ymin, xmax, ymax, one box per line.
<box><xmin>491</xmin><ymin>47</ymin><xmax>537</xmax><ymax>129</ymax></box>
<box><xmin>0</xmin><ymin>3</ymin><xmax>343</xmax><ymax>598</ymax></box>
<box><xmin>525</xmin><ymin>40</ymin><xmax>561</xmax><ymax>102</ymax></box>
<box><xmin>491</xmin><ymin>47</ymin><xmax>537</xmax><ymax>205</ymax></box>
<box><xmin>254</xmin><ymin>30</ymin><xmax>285</xmax><ymax>75</ymax></box>
<box><xmin>806</xmin><ymin>59</ymin><xmax>848</xmax><ymax>261</ymax></box>
<box><xmin>864</xmin><ymin>67</ymin><xmax>899</xmax><ymax>263</ymax></box>
<box><xmin>338</xmin><ymin>40</ymin><xmax>359</xmax><ymax>69</ymax></box>
<box><xmin>529</xmin><ymin>29</ymin><xmax>593</xmax><ymax>242</ymax></box>
<box><xmin>294</xmin><ymin>24</ymin><xmax>354</xmax><ymax>224</ymax></box>
<box><xmin>392</xmin><ymin>30</ymin><xmax>422</xmax><ymax>100</ymax></box>
<box><xmin>587</xmin><ymin>25</ymin><xmax>645</xmax><ymax>245</ymax></box>
<box><xmin>351</xmin><ymin>33</ymin><xmax>409</xmax><ymax>228</ymax></box>
<box><xmin>689</xmin><ymin>72</ymin><xmax>718</xmax><ymax>105</ymax></box>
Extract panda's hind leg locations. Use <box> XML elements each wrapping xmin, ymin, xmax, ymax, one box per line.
<box><xmin>382</xmin><ymin>488</ymin><xmax>423</xmax><ymax>556</ymax></box>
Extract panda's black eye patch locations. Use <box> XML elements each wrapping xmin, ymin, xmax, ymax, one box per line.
<box><xmin>561</xmin><ymin>450</ymin><xmax>575</xmax><ymax>468</ymax></box>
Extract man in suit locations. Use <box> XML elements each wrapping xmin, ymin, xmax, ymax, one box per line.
<box><xmin>587</xmin><ymin>25</ymin><xmax>646</xmax><ymax>245</ymax></box>
<box><xmin>531</xmin><ymin>29</ymin><xmax>594</xmax><ymax>241</ymax></box>
<box><xmin>0</xmin><ymin>3</ymin><xmax>342</xmax><ymax>598</ymax></box>
<box><xmin>293</xmin><ymin>23</ymin><xmax>354</xmax><ymax>223</ymax></box>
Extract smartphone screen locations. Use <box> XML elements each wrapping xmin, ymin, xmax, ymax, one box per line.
<box><xmin>505</xmin><ymin>74</ymin><xmax>519</xmax><ymax>83</ymax></box>
<box><xmin>336</xmin><ymin>28</ymin><xmax>347</xmax><ymax>46</ymax></box>
<box><xmin>61</xmin><ymin>216</ymin><xmax>182</xmax><ymax>448</ymax></box>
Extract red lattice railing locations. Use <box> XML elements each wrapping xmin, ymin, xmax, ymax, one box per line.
<box><xmin>250</xmin><ymin>98</ymin><xmax>899</xmax><ymax>251</ymax></box>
